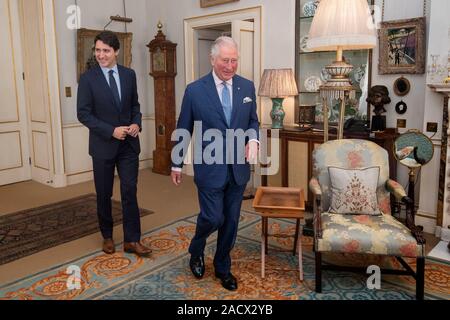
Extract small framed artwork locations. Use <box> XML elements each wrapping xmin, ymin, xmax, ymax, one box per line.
<box><xmin>77</xmin><ymin>28</ymin><xmax>133</xmax><ymax>81</ymax></box>
<box><xmin>378</xmin><ymin>17</ymin><xmax>426</xmax><ymax>74</ymax></box>
<box><xmin>200</xmin><ymin>0</ymin><xmax>239</xmax><ymax>8</ymax></box>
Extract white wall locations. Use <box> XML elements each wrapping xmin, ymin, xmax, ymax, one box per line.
<box><xmin>373</xmin><ymin>0</ymin><xmax>447</xmax><ymax>232</ymax></box>
<box><xmin>144</xmin><ymin>0</ymin><xmax>443</xmax><ymax>230</ymax></box>
<box><xmin>373</xmin><ymin>0</ymin><xmax>430</xmax><ymax>132</ymax></box>
<box><xmin>53</xmin><ymin>0</ymin><xmax>155</xmax><ymax>181</ymax></box>
<box><xmin>54</xmin><ymin>0</ymin><xmax>150</xmax><ymax>123</ymax></box>
<box><xmin>146</xmin><ymin>0</ymin><xmax>296</xmax><ymax>126</ymax></box>
<box><xmin>48</xmin><ymin>0</ymin><xmax>445</xmax><ymax>224</ymax></box>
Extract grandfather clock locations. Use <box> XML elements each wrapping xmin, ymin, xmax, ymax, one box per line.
<box><xmin>147</xmin><ymin>23</ymin><xmax>177</xmax><ymax>175</ymax></box>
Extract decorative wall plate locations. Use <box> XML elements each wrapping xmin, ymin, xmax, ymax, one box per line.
<box><xmin>352</xmin><ymin>64</ymin><xmax>367</xmax><ymax>84</ymax></box>
<box><xmin>300</xmin><ymin>35</ymin><xmax>312</xmax><ymax>53</ymax></box>
<box><xmin>320</xmin><ymin>67</ymin><xmax>331</xmax><ymax>82</ymax></box>
<box><xmin>302</xmin><ymin>1</ymin><xmax>319</xmax><ymax>17</ymax></box>
<box><xmin>304</xmin><ymin>76</ymin><xmax>322</xmax><ymax>92</ymax></box>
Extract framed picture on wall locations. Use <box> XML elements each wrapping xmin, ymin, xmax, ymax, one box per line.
<box><xmin>77</xmin><ymin>28</ymin><xmax>133</xmax><ymax>81</ymax></box>
<box><xmin>200</xmin><ymin>0</ymin><xmax>239</xmax><ymax>8</ymax></box>
<box><xmin>378</xmin><ymin>17</ymin><xmax>426</xmax><ymax>74</ymax></box>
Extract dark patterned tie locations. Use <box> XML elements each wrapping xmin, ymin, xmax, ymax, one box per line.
<box><xmin>109</xmin><ymin>70</ymin><xmax>121</xmax><ymax>110</ymax></box>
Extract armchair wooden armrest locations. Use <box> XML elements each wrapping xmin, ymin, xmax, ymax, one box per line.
<box><xmin>385</xmin><ymin>179</ymin><xmax>425</xmax><ymax>245</ymax></box>
<box><xmin>385</xmin><ymin>179</ymin><xmax>407</xmax><ymax>200</ymax></box>
<box><xmin>309</xmin><ymin>177</ymin><xmax>323</xmax><ymax>239</ymax></box>
<box><xmin>309</xmin><ymin>177</ymin><xmax>322</xmax><ymax>199</ymax></box>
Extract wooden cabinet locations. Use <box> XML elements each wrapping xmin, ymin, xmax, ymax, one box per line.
<box><xmin>261</xmin><ymin>126</ymin><xmax>398</xmax><ymax>209</ymax></box>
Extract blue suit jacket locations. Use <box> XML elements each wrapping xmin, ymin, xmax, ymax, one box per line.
<box><xmin>77</xmin><ymin>65</ymin><xmax>142</xmax><ymax>159</ymax></box>
<box><xmin>173</xmin><ymin>72</ymin><xmax>260</xmax><ymax>188</ymax></box>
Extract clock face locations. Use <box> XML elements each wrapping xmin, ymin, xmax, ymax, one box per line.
<box><xmin>152</xmin><ymin>48</ymin><xmax>166</xmax><ymax>72</ymax></box>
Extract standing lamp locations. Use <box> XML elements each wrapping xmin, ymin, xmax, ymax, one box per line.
<box><xmin>258</xmin><ymin>69</ymin><xmax>299</xmax><ymax>129</ymax></box>
<box><xmin>307</xmin><ymin>0</ymin><xmax>376</xmax><ymax>141</ymax></box>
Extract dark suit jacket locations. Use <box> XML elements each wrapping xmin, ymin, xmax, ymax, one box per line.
<box><xmin>77</xmin><ymin>65</ymin><xmax>142</xmax><ymax>159</ymax></box>
<box><xmin>173</xmin><ymin>72</ymin><xmax>259</xmax><ymax>188</ymax></box>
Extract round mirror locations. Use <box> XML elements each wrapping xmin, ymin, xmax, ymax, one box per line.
<box><xmin>394</xmin><ymin>130</ymin><xmax>434</xmax><ymax>168</ymax></box>
<box><xmin>393</xmin><ymin>76</ymin><xmax>411</xmax><ymax>96</ymax></box>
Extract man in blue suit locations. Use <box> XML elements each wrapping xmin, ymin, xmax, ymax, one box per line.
<box><xmin>77</xmin><ymin>31</ymin><xmax>152</xmax><ymax>257</ymax></box>
<box><xmin>171</xmin><ymin>37</ymin><xmax>259</xmax><ymax>291</ymax></box>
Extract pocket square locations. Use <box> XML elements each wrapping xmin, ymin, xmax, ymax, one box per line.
<box><xmin>243</xmin><ymin>97</ymin><xmax>253</xmax><ymax>104</ymax></box>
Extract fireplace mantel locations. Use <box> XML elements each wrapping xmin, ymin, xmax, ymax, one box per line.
<box><xmin>428</xmin><ymin>84</ymin><xmax>450</xmax><ymax>228</ymax></box>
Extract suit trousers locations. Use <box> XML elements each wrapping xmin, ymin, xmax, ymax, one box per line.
<box><xmin>92</xmin><ymin>140</ymin><xmax>141</xmax><ymax>243</ymax></box>
<box><xmin>189</xmin><ymin>165</ymin><xmax>246</xmax><ymax>274</ymax></box>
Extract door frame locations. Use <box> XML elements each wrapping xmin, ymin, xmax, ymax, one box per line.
<box><xmin>184</xmin><ymin>6</ymin><xmax>263</xmax><ymax>119</ymax></box>
<box><xmin>183</xmin><ymin>6</ymin><xmax>263</xmax><ymax>176</ymax></box>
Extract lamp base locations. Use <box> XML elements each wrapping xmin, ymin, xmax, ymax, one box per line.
<box><xmin>270</xmin><ymin>98</ymin><xmax>285</xmax><ymax>129</ymax></box>
<box><xmin>323</xmin><ymin>60</ymin><xmax>354</xmax><ymax>88</ymax></box>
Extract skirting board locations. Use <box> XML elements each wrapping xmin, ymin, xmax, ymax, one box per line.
<box><xmin>416</xmin><ymin>211</ymin><xmax>437</xmax><ymax>234</ymax></box>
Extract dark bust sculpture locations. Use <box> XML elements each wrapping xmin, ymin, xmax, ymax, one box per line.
<box><xmin>367</xmin><ymin>85</ymin><xmax>391</xmax><ymax>116</ymax></box>
<box><xmin>366</xmin><ymin>85</ymin><xmax>391</xmax><ymax>131</ymax></box>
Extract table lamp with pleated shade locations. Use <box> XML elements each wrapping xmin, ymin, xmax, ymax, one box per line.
<box><xmin>258</xmin><ymin>69</ymin><xmax>299</xmax><ymax>129</ymax></box>
<box><xmin>307</xmin><ymin>0</ymin><xmax>377</xmax><ymax>89</ymax></box>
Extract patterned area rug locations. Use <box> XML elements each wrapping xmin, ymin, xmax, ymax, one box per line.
<box><xmin>0</xmin><ymin>194</ymin><xmax>153</xmax><ymax>265</ymax></box>
<box><xmin>0</xmin><ymin>211</ymin><xmax>448</xmax><ymax>300</ymax></box>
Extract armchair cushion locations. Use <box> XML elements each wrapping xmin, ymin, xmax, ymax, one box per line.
<box><xmin>328</xmin><ymin>166</ymin><xmax>381</xmax><ymax>215</ymax></box>
<box><xmin>316</xmin><ymin>212</ymin><xmax>424</xmax><ymax>257</ymax></box>
<box><xmin>312</xmin><ymin>139</ymin><xmax>392</xmax><ymax>214</ymax></box>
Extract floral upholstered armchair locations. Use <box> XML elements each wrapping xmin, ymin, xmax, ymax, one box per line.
<box><xmin>309</xmin><ymin>139</ymin><xmax>426</xmax><ymax>300</ymax></box>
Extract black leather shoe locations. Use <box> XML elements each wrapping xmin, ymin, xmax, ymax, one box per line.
<box><xmin>190</xmin><ymin>255</ymin><xmax>205</xmax><ymax>279</ymax></box>
<box><xmin>215</xmin><ymin>272</ymin><xmax>238</xmax><ymax>291</ymax></box>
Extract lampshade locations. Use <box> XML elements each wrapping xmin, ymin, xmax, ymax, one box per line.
<box><xmin>307</xmin><ymin>0</ymin><xmax>377</xmax><ymax>52</ymax></box>
<box><xmin>258</xmin><ymin>69</ymin><xmax>299</xmax><ymax>98</ymax></box>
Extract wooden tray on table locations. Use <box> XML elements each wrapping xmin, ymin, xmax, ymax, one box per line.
<box><xmin>252</xmin><ymin>187</ymin><xmax>305</xmax><ymax>218</ymax></box>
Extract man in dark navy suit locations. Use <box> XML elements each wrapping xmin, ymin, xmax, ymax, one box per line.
<box><xmin>77</xmin><ymin>31</ymin><xmax>151</xmax><ymax>257</ymax></box>
<box><xmin>171</xmin><ymin>37</ymin><xmax>259</xmax><ymax>290</ymax></box>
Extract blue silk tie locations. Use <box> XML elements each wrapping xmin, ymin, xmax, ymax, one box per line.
<box><xmin>109</xmin><ymin>70</ymin><xmax>121</xmax><ymax>110</ymax></box>
<box><xmin>221</xmin><ymin>81</ymin><xmax>232</xmax><ymax>127</ymax></box>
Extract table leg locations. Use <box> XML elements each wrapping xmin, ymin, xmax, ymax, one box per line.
<box><xmin>264</xmin><ymin>217</ymin><xmax>268</xmax><ymax>255</ymax></box>
<box><xmin>293</xmin><ymin>219</ymin><xmax>300</xmax><ymax>256</ymax></box>
<box><xmin>298</xmin><ymin>224</ymin><xmax>304</xmax><ymax>281</ymax></box>
<box><xmin>261</xmin><ymin>217</ymin><xmax>265</xmax><ymax>278</ymax></box>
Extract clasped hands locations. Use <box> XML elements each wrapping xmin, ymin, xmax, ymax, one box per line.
<box><xmin>113</xmin><ymin>124</ymin><xmax>140</xmax><ymax>140</ymax></box>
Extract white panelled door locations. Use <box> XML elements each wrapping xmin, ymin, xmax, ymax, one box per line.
<box><xmin>18</xmin><ymin>0</ymin><xmax>54</xmax><ymax>185</ymax></box>
<box><xmin>232</xmin><ymin>20</ymin><xmax>255</xmax><ymax>81</ymax></box>
<box><xmin>194</xmin><ymin>29</ymin><xmax>223</xmax><ymax>80</ymax></box>
<box><xmin>232</xmin><ymin>20</ymin><xmax>261</xmax><ymax>192</ymax></box>
<box><xmin>0</xmin><ymin>0</ymin><xmax>31</xmax><ymax>186</ymax></box>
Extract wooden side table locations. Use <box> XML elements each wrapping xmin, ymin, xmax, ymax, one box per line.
<box><xmin>252</xmin><ymin>187</ymin><xmax>305</xmax><ymax>281</ymax></box>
